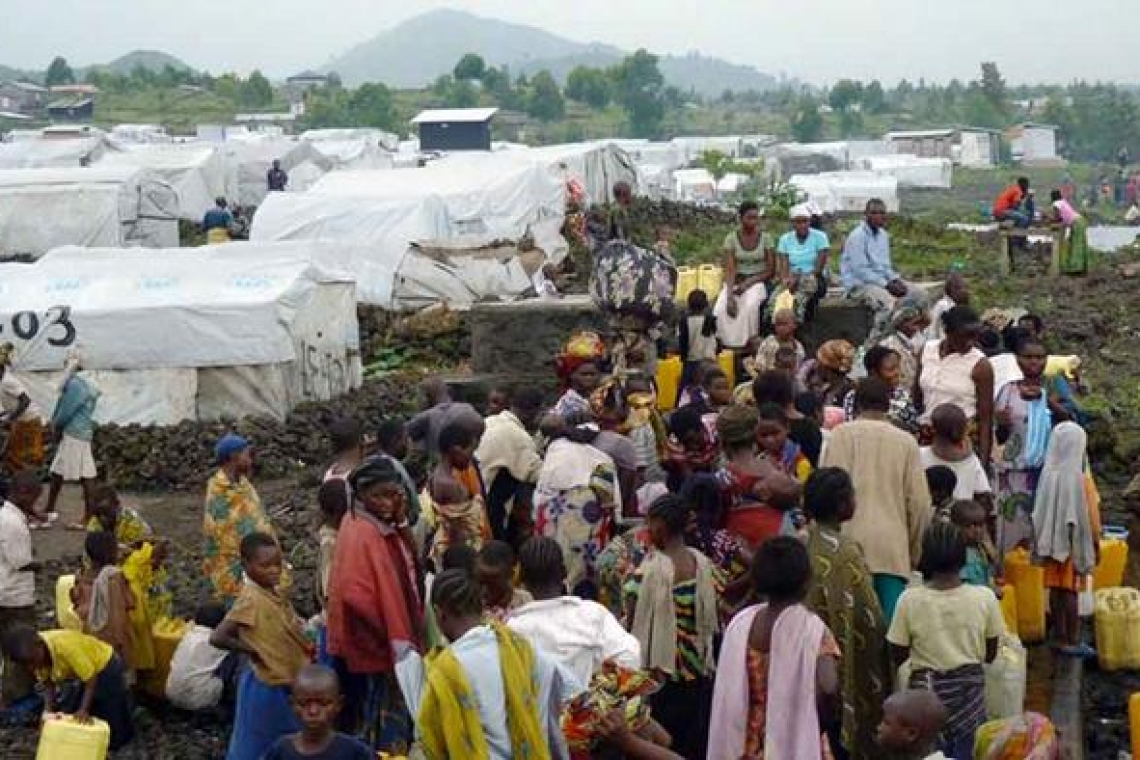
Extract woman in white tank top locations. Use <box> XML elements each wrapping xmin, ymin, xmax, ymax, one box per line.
<box><xmin>916</xmin><ymin>305</ymin><xmax>995</xmax><ymax>465</ymax></box>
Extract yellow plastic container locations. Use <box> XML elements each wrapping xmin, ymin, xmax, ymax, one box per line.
<box><xmin>717</xmin><ymin>349</ymin><xmax>736</xmax><ymax>389</ymax></box>
<box><xmin>656</xmin><ymin>355</ymin><xmax>683</xmax><ymax>411</ymax></box>
<box><xmin>1095</xmin><ymin>587</ymin><xmax>1140</xmax><ymax>671</ymax></box>
<box><xmin>1004</xmin><ymin>549</ymin><xmax>1046</xmax><ymax>644</ymax></box>
<box><xmin>999</xmin><ymin>584</ymin><xmax>1019</xmax><ymax>640</ymax></box>
<box><xmin>55</xmin><ymin>575</ymin><xmax>83</xmax><ymax>631</ymax></box>
<box><xmin>696</xmin><ymin>264</ymin><xmax>724</xmax><ymax>300</ymax></box>
<box><xmin>140</xmin><ymin>617</ymin><xmax>191</xmax><ymax>699</ymax></box>
<box><xmin>1131</xmin><ymin>692</ymin><xmax>1140</xmax><ymax>758</ymax></box>
<box><xmin>36</xmin><ymin>714</ymin><xmax>110</xmax><ymax>760</ymax></box>
<box><xmin>1094</xmin><ymin>539</ymin><xmax>1129</xmax><ymax>590</ymax></box>
<box><xmin>674</xmin><ymin>266</ymin><xmax>697</xmax><ymax>303</ymax></box>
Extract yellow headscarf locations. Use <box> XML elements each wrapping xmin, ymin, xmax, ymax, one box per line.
<box><xmin>418</xmin><ymin>621</ymin><xmax>551</xmax><ymax>760</ymax></box>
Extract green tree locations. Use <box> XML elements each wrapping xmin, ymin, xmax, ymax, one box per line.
<box><xmin>862</xmin><ymin>80</ymin><xmax>885</xmax><ymax>113</ymax></box>
<box><xmin>45</xmin><ymin>56</ymin><xmax>75</xmax><ymax>86</ymax></box>
<box><xmin>240</xmin><ymin>70</ymin><xmax>274</xmax><ymax>108</ymax></box>
<box><xmin>212</xmin><ymin>73</ymin><xmax>240</xmax><ymax>101</ymax></box>
<box><xmin>610</xmin><ymin>49</ymin><xmax>666</xmax><ymax>138</ymax></box>
<box><xmin>962</xmin><ymin>89</ymin><xmax>1004</xmax><ymax>130</ymax></box>
<box><xmin>980</xmin><ymin>62</ymin><xmax>1007</xmax><ymax>114</ymax></box>
<box><xmin>790</xmin><ymin>95</ymin><xmax>824</xmax><ymax>142</ymax></box>
<box><xmin>828</xmin><ymin>79</ymin><xmax>863</xmax><ymax>112</ymax></box>
<box><xmin>445</xmin><ymin>79</ymin><xmax>479</xmax><ymax>108</ymax></box>
<box><xmin>326</xmin><ymin>72</ymin><xmax>343</xmax><ymax>90</ymax></box>
<box><xmin>566</xmin><ymin>65</ymin><xmax>610</xmax><ymax>109</ymax></box>
<box><xmin>347</xmin><ymin>82</ymin><xmax>394</xmax><ymax>129</ymax></box>
<box><xmin>453</xmin><ymin>53</ymin><xmax>486</xmax><ymax>82</ymax></box>
<box><xmin>526</xmin><ymin>71</ymin><xmax>564</xmax><ymax>122</ymax></box>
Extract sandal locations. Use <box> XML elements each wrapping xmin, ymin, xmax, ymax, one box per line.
<box><xmin>1058</xmin><ymin>643</ymin><xmax>1097</xmax><ymax>659</ymax></box>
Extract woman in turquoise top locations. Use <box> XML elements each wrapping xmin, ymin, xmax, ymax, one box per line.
<box><xmin>767</xmin><ymin>205</ymin><xmax>831</xmax><ymax>325</ymax></box>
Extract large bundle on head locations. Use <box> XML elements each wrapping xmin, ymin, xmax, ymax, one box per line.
<box><xmin>588</xmin><ymin>240</ymin><xmax>676</xmax><ymax>321</ymax></box>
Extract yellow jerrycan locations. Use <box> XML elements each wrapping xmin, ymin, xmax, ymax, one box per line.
<box><xmin>1004</xmin><ymin>549</ymin><xmax>1045</xmax><ymax>644</ymax></box>
<box><xmin>37</xmin><ymin>715</ymin><xmax>110</xmax><ymax>760</ymax></box>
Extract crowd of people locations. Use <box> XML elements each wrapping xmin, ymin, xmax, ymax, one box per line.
<box><xmin>0</xmin><ymin>197</ymin><xmax>1105</xmax><ymax>760</ymax></box>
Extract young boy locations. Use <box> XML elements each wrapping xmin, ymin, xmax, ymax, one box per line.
<box><xmin>475</xmin><ymin>540</ymin><xmax>532</xmax><ymax>621</ymax></box>
<box><xmin>925</xmin><ymin>466</ymin><xmax>958</xmax><ymax>522</ymax></box>
<box><xmin>926</xmin><ymin>271</ymin><xmax>970</xmax><ymax>343</ymax></box>
<box><xmin>211</xmin><ymin>532</ymin><xmax>311</xmax><ymax>760</ymax></box>
<box><xmin>72</xmin><ymin>531</ymin><xmax>135</xmax><ymax>664</ymax></box>
<box><xmin>678</xmin><ymin>289</ymin><xmax>718</xmax><ymax>393</ymax></box>
<box><xmin>263</xmin><ymin>664</ymin><xmax>372</xmax><ymax>760</ymax></box>
<box><xmin>0</xmin><ymin>471</ymin><xmax>43</xmax><ymax>706</ymax></box>
<box><xmin>87</xmin><ymin>483</ymin><xmax>152</xmax><ymax>549</ymax></box>
<box><xmin>165</xmin><ymin>601</ymin><xmax>233</xmax><ymax>711</ymax></box>
<box><xmin>754</xmin><ymin>308</ymin><xmax>806</xmax><ymax>373</ymax></box>
<box><xmin>1</xmin><ymin>625</ymin><xmax>135</xmax><ymax>750</ymax></box>
<box><xmin>919</xmin><ymin>404</ymin><xmax>992</xmax><ymax>508</ymax></box>
<box><xmin>951</xmin><ymin>500</ymin><xmax>995</xmax><ymax>589</ymax></box>
<box><xmin>876</xmin><ymin>689</ymin><xmax>950</xmax><ymax>760</ymax></box>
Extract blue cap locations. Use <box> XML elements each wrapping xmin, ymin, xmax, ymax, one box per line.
<box><xmin>214</xmin><ymin>433</ymin><xmax>250</xmax><ymax>465</ymax></box>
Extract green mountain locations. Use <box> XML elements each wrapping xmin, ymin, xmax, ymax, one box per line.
<box><xmin>85</xmin><ymin>50</ymin><xmax>195</xmax><ymax>76</ymax></box>
<box><xmin>323</xmin><ymin>8</ymin><xmax>777</xmax><ymax>95</ymax></box>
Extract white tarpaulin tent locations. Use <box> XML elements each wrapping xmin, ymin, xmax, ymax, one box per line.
<box><xmin>220</xmin><ymin>137</ymin><xmax>335</xmax><ymax>207</ymax></box>
<box><xmin>672</xmin><ymin>168</ymin><xmax>717</xmax><ymax>202</ymax></box>
<box><xmin>302</xmin><ymin>128</ymin><xmax>398</xmax><ymax>170</ymax></box>
<box><xmin>1</xmin><ymin>246</ymin><xmax>361</xmax><ymax>424</ymax></box>
<box><xmin>486</xmin><ymin>141</ymin><xmax>639</xmax><ymax>205</ymax></box>
<box><xmin>857</xmin><ymin>155</ymin><xmax>952</xmax><ymax>188</ymax></box>
<box><xmin>790</xmin><ymin>171</ymin><xmax>900</xmax><ymax>213</ymax></box>
<box><xmin>0</xmin><ymin>136</ymin><xmax>120</xmax><ymax>169</ymax></box>
<box><xmin>253</xmin><ymin>155</ymin><xmax>568</xmax><ymax>261</ymax></box>
<box><xmin>98</xmin><ymin>143</ymin><xmax>227</xmax><ymax>220</ymax></box>
<box><xmin>0</xmin><ymin>167</ymin><xmax>179</xmax><ymax>258</ymax></box>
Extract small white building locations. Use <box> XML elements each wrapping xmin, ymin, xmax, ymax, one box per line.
<box><xmin>1007</xmin><ymin>123</ymin><xmax>1062</xmax><ymax>166</ymax></box>
<box><xmin>886</xmin><ymin>128</ymin><xmax>1001</xmax><ymax>168</ymax></box>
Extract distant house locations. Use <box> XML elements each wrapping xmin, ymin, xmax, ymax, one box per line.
<box><xmin>885</xmin><ymin>128</ymin><xmax>1002</xmax><ymax>168</ymax></box>
<box><xmin>286</xmin><ymin>71</ymin><xmax>331</xmax><ymax>90</ymax></box>
<box><xmin>411</xmin><ymin>107</ymin><xmax>497</xmax><ymax>152</ymax></box>
<box><xmin>47</xmin><ymin>84</ymin><xmax>98</xmax><ymax>123</ymax></box>
<box><xmin>0</xmin><ymin>81</ymin><xmax>48</xmax><ymax>117</ymax></box>
<box><xmin>1006</xmin><ymin>123</ymin><xmax>1062</xmax><ymax>166</ymax></box>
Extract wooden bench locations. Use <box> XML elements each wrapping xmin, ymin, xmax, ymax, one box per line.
<box><xmin>998</xmin><ymin>227</ymin><xmax>1063</xmax><ymax>277</ymax></box>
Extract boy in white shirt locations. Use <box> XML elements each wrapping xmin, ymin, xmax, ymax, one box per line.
<box><xmin>0</xmin><ymin>471</ymin><xmax>43</xmax><ymax>704</ymax></box>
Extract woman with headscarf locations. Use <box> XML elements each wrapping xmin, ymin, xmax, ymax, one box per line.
<box><xmin>202</xmin><ymin>434</ymin><xmax>276</xmax><ymax>607</ymax></box>
<box><xmin>766</xmin><ymin>205</ymin><xmax>831</xmax><ymax>326</ymax></box>
<box><xmin>553</xmin><ymin>332</ymin><xmax>606</xmax><ymax>422</ymax></box>
<box><xmin>800</xmin><ymin>340</ymin><xmax>856</xmax><ymax>413</ymax></box>
<box><xmin>0</xmin><ymin>343</ymin><xmax>46</xmax><ymax>477</ymax></box>
<box><xmin>877</xmin><ymin>301</ymin><xmax>927</xmax><ymax>392</ymax></box>
<box><xmin>714</xmin><ymin>201</ymin><xmax>774</xmax><ymax>354</ymax></box>
<box><xmin>589</xmin><ymin>382</ymin><xmax>641</xmax><ymax>521</ymax></box>
<box><xmin>327</xmin><ymin>456</ymin><xmax>422</xmax><ymax>753</ymax></box>
<box><xmin>714</xmin><ymin>404</ymin><xmax>802</xmax><ymax>550</ymax></box>
<box><xmin>534</xmin><ymin>414</ymin><xmax>619</xmax><ymax>599</ymax></box>
<box><xmin>916</xmin><ymin>305</ymin><xmax>995</xmax><ymax>466</ymax></box>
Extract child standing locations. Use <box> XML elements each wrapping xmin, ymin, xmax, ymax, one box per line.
<box><xmin>316</xmin><ymin>479</ymin><xmax>348</xmax><ymax>613</ymax></box>
<box><xmin>424</xmin><ymin>423</ymin><xmax>490</xmax><ymax>567</ymax></box>
<box><xmin>950</xmin><ymin>501</ymin><xmax>995</xmax><ymax>589</ymax></box>
<box><xmin>919</xmin><ymin>404</ymin><xmax>992</xmax><ymax>507</ymax></box>
<box><xmin>753</xmin><ymin>308</ymin><xmax>806</xmax><ymax>374</ymax></box>
<box><xmin>924</xmin><ymin>466</ymin><xmax>958</xmax><ymax>522</ymax></box>
<box><xmin>1032</xmin><ymin>421</ymin><xmax>1099</xmax><ymax>656</ymax></box>
<box><xmin>263</xmin><ymin>664</ymin><xmax>372</xmax><ymax>760</ymax></box>
<box><xmin>72</xmin><ymin>531</ymin><xmax>135</xmax><ymax>665</ymax></box>
<box><xmin>625</xmin><ymin>495</ymin><xmax>719</xmax><ymax>759</ymax></box>
<box><xmin>888</xmin><ymin>523</ymin><xmax>1004</xmax><ymax>759</ymax></box>
<box><xmin>211</xmin><ymin>532</ymin><xmax>311</xmax><ymax>760</ymax></box>
<box><xmin>678</xmin><ymin>289</ymin><xmax>718</xmax><ymax>394</ymax></box>
<box><xmin>165</xmin><ymin>602</ymin><xmax>233</xmax><ymax>712</ymax></box>
<box><xmin>1</xmin><ymin>625</ymin><xmax>135</xmax><ymax>750</ymax></box>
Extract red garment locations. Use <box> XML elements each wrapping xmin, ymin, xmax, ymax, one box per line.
<box><xmin>993</xmin><ymin>185</ymin><xmax>1023</xmax><ymax>216</ymax></box>
<box><xmin>725</xmin><ymin>506</ymin><xmax>785</xmax><ymax>549</ymax></box>
<box><xmin>326</xmin><ymin>510</ymin><xmax>422</xmax><ymax>673</ymax></box>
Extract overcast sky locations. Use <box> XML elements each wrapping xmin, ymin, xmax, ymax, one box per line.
<box><xmin>2</xmin><ymin>0</ymin><xmax>1133</xmax><ymax>85</ymax></box>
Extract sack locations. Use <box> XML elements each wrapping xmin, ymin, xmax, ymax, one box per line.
<box><xmin>589</xmin><ymin>240</ymin><xmax>676</xmax><ymax>320</ymax></box>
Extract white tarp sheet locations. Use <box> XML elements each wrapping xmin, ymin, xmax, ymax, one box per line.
<box><xmin>98</xmin><ymin>143</ymin><xmax>227</xmax><ymax>220</ymax></box>
<box><xmin>486</xmin><ymin>142</ymin><xmax>639</xmax><ymax>205</ymax></box>
<box><xmin>0</xmin><ymin>167</ymin><xmax>179</xmax><ymax>258</ymax></box>
<box><xmin>790</xmin><ymin>171</ymin><xmax>900</xmax><ymax>213</ymax></box>
<box><xmin>302</xmin><ymin>128</ymin><xmax>398</xmax><ymax>170</ymax></box>
<box><xmin>1</xmin><ymin>247</ymin><xmax>361</xmax><ymax>423</ymax></box>
<box><xmin>0</xmin><ymin>136</ymin><xmax>120</xmax><ymax>169</ymax></box>
<box><xmin>253</xmin><ymin>157</ymin><xmax>568</xmax><ymax>260</ymax></box>
<box><xmin>672</xmin><ymin>168</ymin><xmax>717</xmax><ymax>202</ymax></box>
<box><xmin>857</xmin><ymin>155</ymin><xmax>952</xmax><ymax>188</ymax></box>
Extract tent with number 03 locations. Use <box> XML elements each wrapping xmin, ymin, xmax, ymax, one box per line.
<box><xmin>0</xmin><ymin>246</ymin><xmax>362</xmax><ymax>425</ymax></box>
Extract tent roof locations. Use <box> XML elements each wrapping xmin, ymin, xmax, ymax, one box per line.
<box><xmin>0</xmin><ymin>165</ymin><xmax>150</xmax><ymax>189</ymax></box>
<box><xmin>411</xmin><ymin>107</ymin><xmax>498</xmax><ymax>125</ymax></box>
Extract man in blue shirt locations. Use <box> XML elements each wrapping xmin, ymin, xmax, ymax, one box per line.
<box><xmin>840</xmin><ymin>198</ymin><xmax>918</xmax><ymax>340</ymax></box>
<box><xmin>202</xmin><ymin>197</ymin><xmax>233</xmax><ymax>238</ymax></box>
